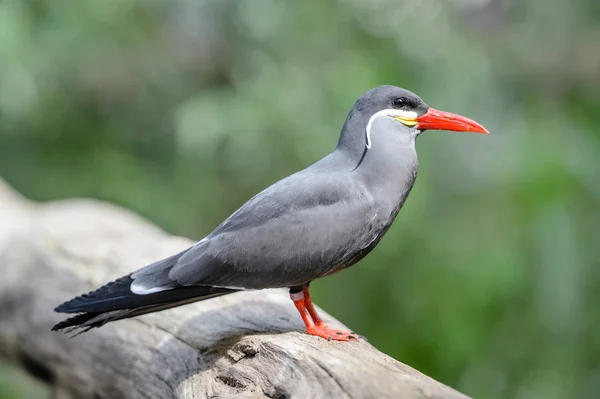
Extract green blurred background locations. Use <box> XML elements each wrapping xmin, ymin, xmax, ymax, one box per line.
<box><xmin>1</xmin><ymin>0</ymin><xmax>600</xmax><ymax>398</ymax></box>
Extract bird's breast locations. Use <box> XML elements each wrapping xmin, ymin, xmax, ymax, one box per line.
<box><xmin>335</xmin><ymin>166</ymin><xmax>418</xmax><ymax>272</ymax></box>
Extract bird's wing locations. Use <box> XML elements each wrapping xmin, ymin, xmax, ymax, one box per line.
<box><xmin>131</xmin><ymin>170</ymin><xmax>380</xmax><ymax>293</ymax></box>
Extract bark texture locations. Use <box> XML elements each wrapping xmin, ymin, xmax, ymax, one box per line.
<box><xmin>0</xmin><ymin>178</ymin><xmax>469</xmax><ymax>399</ymax></box>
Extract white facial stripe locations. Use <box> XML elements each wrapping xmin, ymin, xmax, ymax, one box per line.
<box><xmin>365</xmin><ymin>110</ymin><xmax>387</xmax><ymax>148</ymax></box>
<box><xmin>365</xmin><ymin>108</ymin><xmax>419</xmax><ymax>148</ymax></box>
<box><xmin>391</xmin><ymin>109</ymin><xmax>418</xmax><ymax>119</ymax></box>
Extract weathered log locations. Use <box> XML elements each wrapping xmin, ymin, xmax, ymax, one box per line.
<box><xmin>0</xmin><ymin>178</ymin><xmax>468</xmax><ymax>399</ymax></box>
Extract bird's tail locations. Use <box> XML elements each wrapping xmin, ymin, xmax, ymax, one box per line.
<box><xmin>52</xmin><ymin>275</ymin><xmax>237</xmax><ymax>335</ymax></box>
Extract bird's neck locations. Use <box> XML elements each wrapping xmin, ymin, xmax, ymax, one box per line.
<box><xmin>347</xmin><ymin>137</ymin><xmax>419</xmax><ymax>210</ymax></box>
<box><xmin>333</xmin><ymin>111</ymin><xmax>419</xmax><ymax>209</ymax></box>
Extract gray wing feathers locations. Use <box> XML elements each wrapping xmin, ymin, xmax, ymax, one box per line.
<box><xmin>170</xmin><ymin>200</ymin><xmax>377</xmax><ymax>288</ymax></box>
<box><xmin>132</xmin><ymin>171</ymin><xmax>378</xmax><ymax>292</ymax></box>
<box><xmin>130</xmin><ymin>250</ymin><xmax>189</xmax><ymax>293</ymax></box>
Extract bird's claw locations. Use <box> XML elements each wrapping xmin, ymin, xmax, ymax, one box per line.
<box><xmin>306</xmin><ymin>325</ymin><xmax>360</xmax><ymax>342</ymax></box>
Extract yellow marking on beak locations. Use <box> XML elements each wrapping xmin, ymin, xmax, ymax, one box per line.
<box><xmin>393</xmin><ymin>116</ymin><xmax>418</xmax><ymax>127</ymax></box>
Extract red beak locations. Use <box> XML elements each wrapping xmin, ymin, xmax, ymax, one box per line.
<box><xmin>416</xmin><ymin>108</ymin><xmax>488</xmax><ymax>134</ymax></box>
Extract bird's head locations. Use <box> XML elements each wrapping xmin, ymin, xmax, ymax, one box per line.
<box><xmin>338</xmin><ymin>86</ymin><xmax>488</xmax><ymax>153</ymax></box>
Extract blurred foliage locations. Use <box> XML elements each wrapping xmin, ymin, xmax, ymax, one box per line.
<box><xmin>1</xmin><ymin>0</ymin><xmax>600</xmax><ymax>398</ymax></box>
<box><xmin>0</xmin><ymin>364</ymin><xmax>47</xmax><ymax>399</ymax></box>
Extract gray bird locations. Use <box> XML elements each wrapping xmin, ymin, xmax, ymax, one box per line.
<box><xmin>53</xmin><ymin>85</ymin><xmax>488</xmax><ymax>341</ymax></box>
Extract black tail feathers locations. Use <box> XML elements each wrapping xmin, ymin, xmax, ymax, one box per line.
<box><xmin>53</xmin><ymin>275</ymin><xmax>238</xmax><ymax>334</ymax></box>
<box><xmin>55</xmin><ymin>275</ymin><xmax>135</xmax><ymax>314</ymax></box>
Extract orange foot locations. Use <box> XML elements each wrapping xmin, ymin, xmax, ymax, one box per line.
<box><xmin>306</xmin><ymin>324</ymin><xmax>360</xmax><ymax>342</ymax></box>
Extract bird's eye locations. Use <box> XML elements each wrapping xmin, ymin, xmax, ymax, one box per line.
<box><xmin>392</xmin><ymin>97</ymin><xmax>406</xmax><ymax>108</ymax></box>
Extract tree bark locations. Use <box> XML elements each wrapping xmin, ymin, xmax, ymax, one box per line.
<box><xmin>0</xmin><ymin>178</ymin><xmax>469</xmax><ymax>399</ymax></box>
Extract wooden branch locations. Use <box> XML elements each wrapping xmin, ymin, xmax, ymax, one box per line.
<box><xmin>0</xmin><ymin>178</ymin><xmax>469</xmax><ymax>399</ymax></box>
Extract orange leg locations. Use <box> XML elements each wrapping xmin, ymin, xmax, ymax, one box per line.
<box><xmin>290</xmin><ymin>287</ymin><xmax>358</xmax><ymax>342</ymax></box>
<box><xmin>302</xmin><ymin>286</ymin><xmax>324</xmax><ymax>326</ymax></box>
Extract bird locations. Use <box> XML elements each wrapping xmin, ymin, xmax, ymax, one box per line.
<box><xmin>53</xmin><ymin>85</ymin><xmax>488</xmax><ymax>341</ymax></box>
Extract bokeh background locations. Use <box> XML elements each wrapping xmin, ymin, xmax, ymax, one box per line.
<box><xmin>1</xmin><ymin>0</ymin><xmax>600</xmax><ymax>398</ymax></box>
